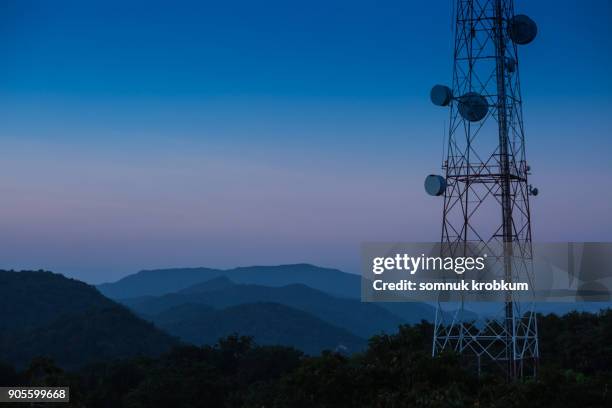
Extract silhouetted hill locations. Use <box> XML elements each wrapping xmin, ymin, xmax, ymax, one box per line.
<box><xmin>0</xmin><ymin>270</ymin><xmax>114</xmax><ymax>331</ymax></box>
<box><xmin>122</xmin><ymin>279</ymin><xmax>417</xmax><ymax>338</ymax></box>
<box><xmin>98</xmin><ymin>264</ymin><xmax>360</xmax><ymax>299</ymax></box>
<box><xmin>151</xmin><ymin>302</ymin><xmax>366</xmax><ymax>355</ymax></box>
<box><xmin>0</xmin><ymin>270</ymin><xmax>177</xmax><ymax>368</ymax></box>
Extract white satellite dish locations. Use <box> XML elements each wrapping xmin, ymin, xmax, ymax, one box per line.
<box><xmin>458</xmin><ymin>92</ymin><xmax>488</xmax><ymax>122</ymax></box>
<box><xmin>424</xmin><ymin>174</ymin><xmax>446</xmax><ymax>196</ymax></box>
<box><xmin>430</xmin><ymin>85</ymin><xmax>453</xmax><ymax>106</ymax></box>
<box><xmin>508</xmin><ymin>15</ymin><xmax>537</xmax><ymax>45</ymax></box>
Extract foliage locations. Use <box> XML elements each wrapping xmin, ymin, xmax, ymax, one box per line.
<box><xmin>0</xmin><ymin>311</ymin><xmax>610</xmax><ymax>407</ymax></box>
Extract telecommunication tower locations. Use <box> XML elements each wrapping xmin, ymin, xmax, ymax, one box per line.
<box><xmin>425</xmin><ymin>0</ymin><xmax>539</xmax><ymax>379</ymax></box>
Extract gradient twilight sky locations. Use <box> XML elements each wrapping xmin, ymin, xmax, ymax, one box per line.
<box><xmin>1</xmin><ymin>0</ymin><xmax>611</xmax><ymax>283</ymax></box>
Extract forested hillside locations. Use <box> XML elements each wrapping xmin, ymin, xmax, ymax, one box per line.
<box><xmin>1</xmin><ymin>310</ymin><xmax>610</xmax><ymax>407</ymax></box>
<box><xmin>0</xmin><ymin>271</ymin><xmax>177</xmax><ymax>368</ymax></box>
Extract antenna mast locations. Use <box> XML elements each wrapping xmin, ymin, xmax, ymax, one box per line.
<box><xmin>427</xmin><ymin>0</ymin><xmax>539</xmax><ymax>379</ymax></box>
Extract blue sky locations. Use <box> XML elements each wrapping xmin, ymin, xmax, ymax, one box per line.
<box><xmin>0</xmin><ymin>0</ymin><xmax>611</xmax><ymax>283</ymax></box>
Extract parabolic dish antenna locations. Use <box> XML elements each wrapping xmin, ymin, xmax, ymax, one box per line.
<box><xmin>508</xmin><ymin>14</ymin><xmax>537</xmax><ymax>45</ymax></box>
<box><xmin>458</xmin><ymin>92</ymin><xmax>488</xmax><ymax>122</ymax></box>
<box><xmin>430</xmin><ymin>85</ymin><xmax>452</xmax><ymax>106</ymax></box>
<box><xmin>424</xmin><ymin>174</ymin><xmax>446</xmax><ymax>196</ymax></box>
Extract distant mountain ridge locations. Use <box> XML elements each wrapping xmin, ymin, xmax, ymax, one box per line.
<box><xmin>101</xmin><ymin>264</ymin><xmax>438</xmax><ymax>328</ymax></box>
<box><xmin>122</xmin><ymin>278</ymin><xmax>416</xmax><ymax>339</ymax></box>
<box><xmin>0</xmin><ymin>270</ymin><xmax>177</xmax><ymax>368</ymax></box>
<box><xmin>97</xmin><ymin>264</ymin><xmax>361</xmax><ymax>299</ymax></box>
<box><xmin>179</xmin><ymin>276</ymin><xmax>235</xmax><ymax>294</ymax></box>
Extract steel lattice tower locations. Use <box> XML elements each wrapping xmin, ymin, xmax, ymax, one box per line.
<box><xmin>428</xmin><ymin>0</ymin><xmax>539</xmax><ymax>379</ymax></box>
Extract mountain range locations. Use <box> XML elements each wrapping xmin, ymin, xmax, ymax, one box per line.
<box><xmin>98</xmin><ymin>264</ymin><xmax>437</xmax><ymax>324</ymax></box>
<box><xmin>5</xmin><ymin>264</ymin><xmax>597</xmax><ymax>369</ymax></box>
<box><xmin>97</xmin><ymin>265</ymin><xmax>445</xmax><ymax>355</ymax></box>
<box><xmin>0</xmin><ymin>265</ymin><xmax>438</xmax><ymax>369</ymax></box>
<box><xmin>121</xmin><ymin>276</ymin><xmax>413</xmax><ymax>339</ymax></box>
<box><xmin>97</xmin><ymin>264</ymin><xmax>360</xmax><ymax>299</ymax></box>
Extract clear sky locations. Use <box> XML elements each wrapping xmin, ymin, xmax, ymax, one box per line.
<box><xmin>1</xmin><ymin>0</ymin><xmax>611</xmax><ymax>283</ymax></box>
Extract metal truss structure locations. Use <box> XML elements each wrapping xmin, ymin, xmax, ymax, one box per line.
<box><xmin>431</xmin><ymin>0</ymin><xmax>539</xmax><ymax>379</ymax></box>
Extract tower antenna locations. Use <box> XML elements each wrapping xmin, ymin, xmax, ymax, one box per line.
<box><xmin>426</xmin><ymin>0</ymin><xmax>539</xmax><ymax>379</ymax></box>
